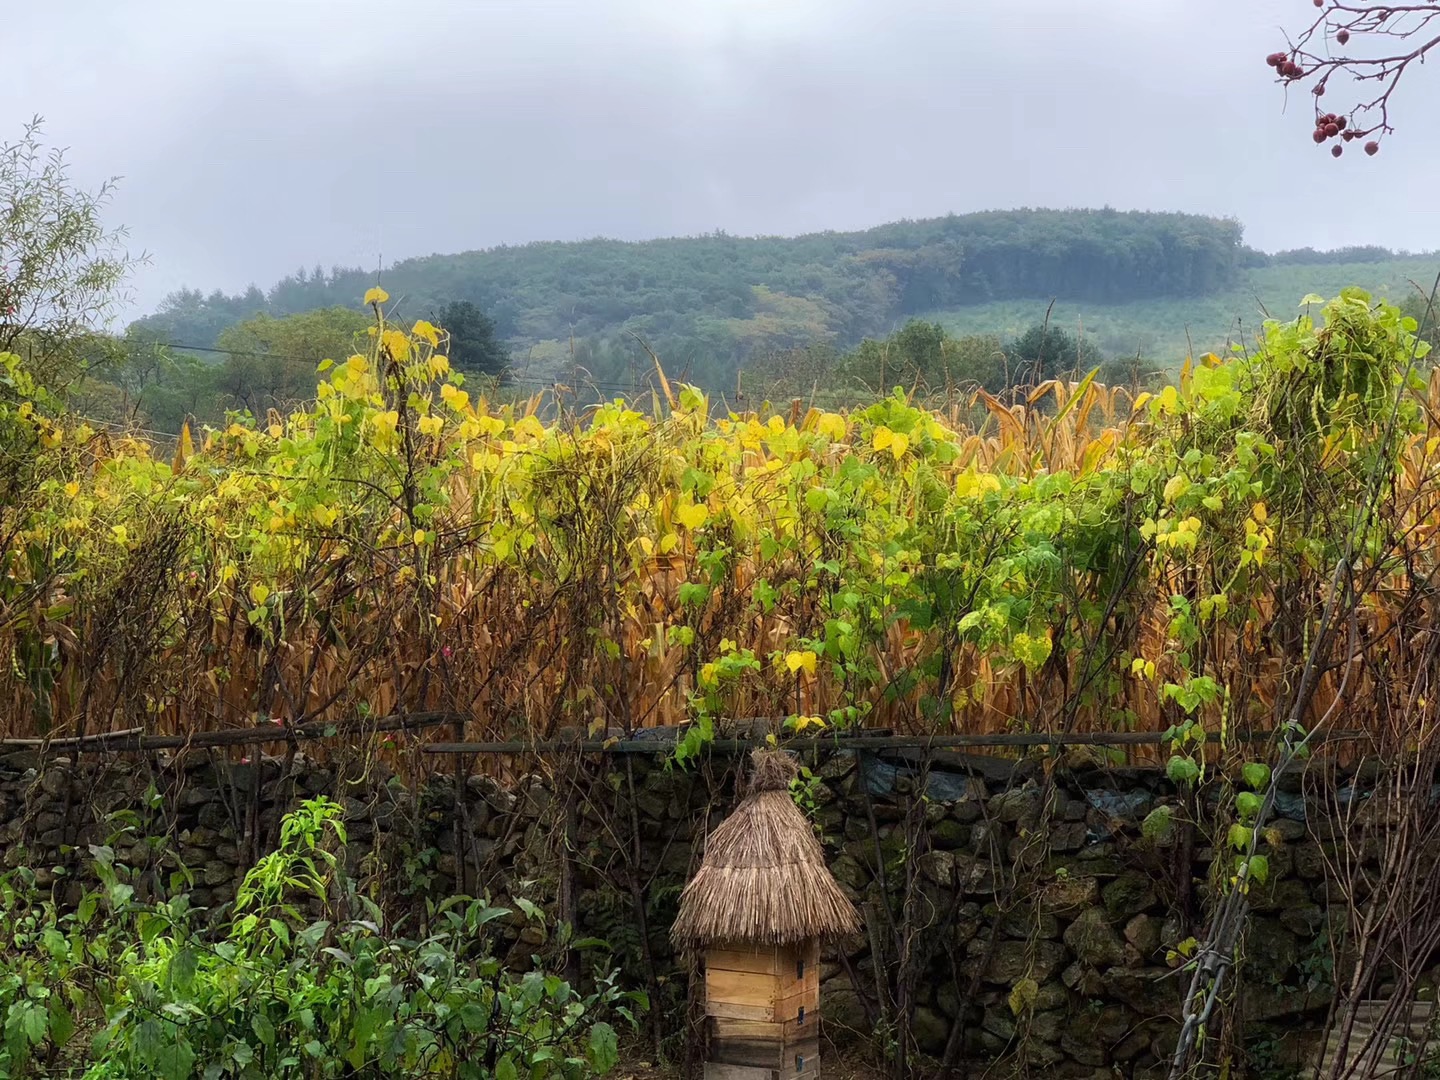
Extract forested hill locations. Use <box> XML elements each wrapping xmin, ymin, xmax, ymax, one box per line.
<box><xmin>129</xmin><ymin>209</ymin><xmax>1246</xmax><ymax>381</ymax></box>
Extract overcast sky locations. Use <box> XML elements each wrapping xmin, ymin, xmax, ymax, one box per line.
<box><xmin>9</xmin><ymin>0</ymin><xmax>1439</xmax><ymax>316</ymax></box>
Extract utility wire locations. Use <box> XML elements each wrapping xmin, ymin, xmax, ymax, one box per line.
<box><xmin>133</xmin><ymin>337</ymin><xmax>722</xmax><ymax>397</ymax></box>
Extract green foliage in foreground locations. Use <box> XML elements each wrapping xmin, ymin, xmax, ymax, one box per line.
<box><xmin>0</xmin><ymin>798</ymin><xmax>639</xmax><ymax>1079</ymax></box>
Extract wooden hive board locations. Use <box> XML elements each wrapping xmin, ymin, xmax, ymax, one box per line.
<box><xmin>705</xmin><ymin>942</ymin><xmax>821</xmax><ymax>1023</ymax></box>
<box><xmin>703</xmin><ymin>1059</ymin><xmax>819</xmax><ymax>1080</ymax></box>
<box><xmin>708</xmin><ymin>1017</ymin><xmax>820</xmax><ymax>1070</ymax></box>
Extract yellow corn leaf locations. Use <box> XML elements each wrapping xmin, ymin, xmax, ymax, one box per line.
<box><xmin>172</xmin><ymin>421</ymin><xmax>194</xmax><ymax>473</ymax></box>
<box><xmin>974</xmin><ymin>389</ymin><xmax>1026</xmax><ymax>444</ymax></box>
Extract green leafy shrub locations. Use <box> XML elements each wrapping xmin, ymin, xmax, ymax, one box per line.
<box><xmin>0</xmin><ymin>797</ymin><xmax>639</xmax><ymax>1080</ymax></box>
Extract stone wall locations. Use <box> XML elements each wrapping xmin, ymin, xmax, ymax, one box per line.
<box><xmin>0</xmin><ymin>743</ymin><xmax>1361</xmax><ymax>1076</ymax></box>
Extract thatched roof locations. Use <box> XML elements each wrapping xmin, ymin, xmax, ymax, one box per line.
<box><xmin>670</xmin><ymin>749</ymin><xmax>860</xmax><ymax>947</ymax></box>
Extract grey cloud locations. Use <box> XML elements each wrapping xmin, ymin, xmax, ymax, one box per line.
<box><xmin>8</xmin><ymin>0</ymin><xmax>1439</xmax><ymax>316</ymax></box>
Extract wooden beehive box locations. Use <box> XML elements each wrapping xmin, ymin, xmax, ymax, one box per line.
<box><xmin>704</xmin><ymin>940</ymin><xmax>821</xmax><ymax>1080</ymax></box>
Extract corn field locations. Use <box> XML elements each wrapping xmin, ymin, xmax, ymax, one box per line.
<box><xmin>0</xmin><ymin>288</ymin><xmax>1435</xmax><ymax>770</ymax></box>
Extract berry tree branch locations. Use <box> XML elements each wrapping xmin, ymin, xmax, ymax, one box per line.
<box><xmin>1269</xmin><ymin>1</ymin><xmax>1440</xmax><ymax>157</ymax></box>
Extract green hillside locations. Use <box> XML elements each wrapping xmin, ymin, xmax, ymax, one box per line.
<box><xmin>127</xmin><ymin>208</ymin><xmax>1246</xmax><ymax>386</ymax></box>
<box><xmin>922</xmin><ymin>258</ymin><xmax>1440</xmax><ymax>368</ymax></box>
<box><xmin>124</xmin><ymin>208</ymin><xmax>1440</xmax><ymax>400</ymax></box>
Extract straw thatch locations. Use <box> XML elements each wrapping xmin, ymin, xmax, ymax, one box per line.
<box><xmin>671</xmin><ymin>749</ymin><xmax>861</xmax><ymax>947</ymax></box>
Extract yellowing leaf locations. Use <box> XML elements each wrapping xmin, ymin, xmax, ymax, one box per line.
<box><xmin>249</xmin><ymin>583</ymin><xmax>271</xmax><ymax>606</ymax></box>
<box><xmin>676</xmin><ymin>502</ymin><xmax>709</xmax><ymax>530</ymax></box>
<box><xmin>887</xmin><ymin>432</ymin><xmax>910</xmax><ymax>460</ymax></box>
<box><xmin>872</xmin><ymin>426</ymin><xmax>894</xmax><ymax>452</ymax></box>
<box><xmin>364</xmin><ymin>286</ymin><xmax>390</xmax><ymax>306</ymax></box>
<box><xmin>1163</xmin><ymin>475</ymin><xmax>1190</xmax><ymax>504</ymax></box>
<box><xmin>418</xmin><ymin>414</ymin><xmax>445</xmax><ymax>438</ymax></box>
<box><xmin>381</xmin><ymin>328</ymin><xmax>410</xmax><ymax>361</ymax></box>
<box><xmin>514</xmin><ymin>415</ymin><xmax>547</xmax><ymax>440</ymax></box>
<box><xmin>1008</xmin><ymin>977</ymin><xmax>1039</xmax><ymax>1016</ymax></box>
<box><xmin>371</xmin><ymin>410</ymin><xmax>400</xmax><ymax>448</ymax></box>
<box><xmin>785</xmin><ymin>650</ymin><xmax>818</xmax><ymax>676</ymax></box>
<box><xmin>816</xmin><ymin>412</ymin><xmax>848</xmax><ymax>441</ymax></box>
<box><xmin>412</xmin><ymin>319</ymin><xmax>441</xmax><ymax>346</ymax></box>
<box><xmin>956</xmin><ymin>471</ymin><xmax>1001</xmax><ymax>499</ymax></box>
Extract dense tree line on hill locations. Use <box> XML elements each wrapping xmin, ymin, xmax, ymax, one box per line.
<box><xmin>125</xmin><ymin>209</ymin><xmax>1249</xmax><ymax>384</ymax></box>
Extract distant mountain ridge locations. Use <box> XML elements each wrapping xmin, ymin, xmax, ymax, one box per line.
<box><xmin>125</xmin><ymin>208</ymin><xmax>1436</xmax><ymax>385</ymax></box>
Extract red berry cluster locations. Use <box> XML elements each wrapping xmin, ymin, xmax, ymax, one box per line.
<box><xmin>1266</xmin><ymin>52</ymin><xmax>1304</xmax><ymax>78</ymax></box>
<box><xmin>1311</xmin><ymin>111</ymin><xmax>1381</xmax><ymax>157</ymax></box>
<box><xmin>1313</xmin><ymin>111</ymin><xmax>1347</xmax><ymax>146</ymax></box>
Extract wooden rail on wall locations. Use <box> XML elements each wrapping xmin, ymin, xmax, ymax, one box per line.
<box><xmin>0</xmin><ymin>720</ymin><xmax>1369</xmax><ymax>758</ymax></box>
<box><xmin>0</xmin><ymin>711</ymin><xmax>463</xmax><ymax>753</ymax></box>
<box><xmin>421</xmin><ymin>729</ymin><xmax>1369</xmax><ymax>755</ymax></box>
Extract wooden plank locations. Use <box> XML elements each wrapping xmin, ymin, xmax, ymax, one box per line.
<box><xmin>709</xmin><ymin>1000</ymin><xmax>781</xmax><ymax>1022</ymax></box>
<box><xmin>704</xmin><ymin>1064</ymin><xmax>777</xmax><ymax>1080</ymax></box>
<box><xmin>706</xmin><ymin>968</ymin><xmax>817</xmax><ymax>1005</ymax></box>
<box><xmin>710</xmin><ymin>1029</ymin><xmax>784</xmax><ymax>1069</ymax></box>
<box><xmin>707</xmin><ymin>968</ymin><xmax>779</xmax><ymax>1007</ymax></box>
<box><xmin>710</xmin><ymin>1017</ymin><xmax>811</xmax><ymax>1043</ymax></box>
<box><xmin>778</xmin><ymin>987</ymin><xmax>818</xmax><ymax>1019</ymax></box>
<box><xmin>708</xmin><ymin>988</ymin><xmax>816</xmax><ymax>1024</ymax></box>
<box><xmin>711</xmin><ymin>1032</ymin><xmax>821</xmax><ymax>1071</ymax></box>
<box><xmin>706</xmin><ymin>947</ymin><xmax>818</xmax><ymax>987</ymax></box>
<box><xmin>708</xmin><ymin>947</ymin><xmax>790</xmax><ymax>976</ymax></box>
